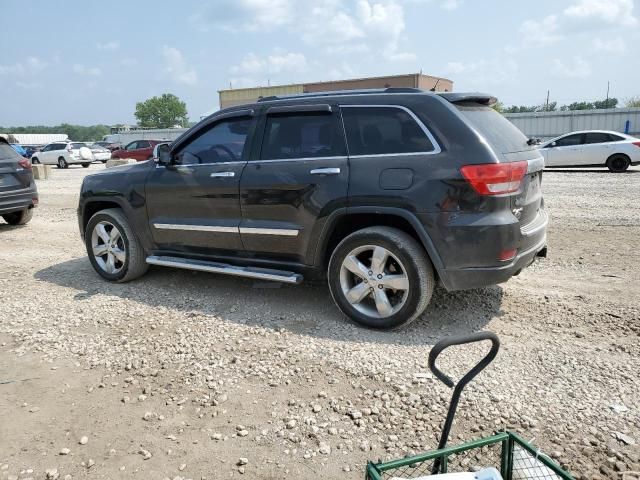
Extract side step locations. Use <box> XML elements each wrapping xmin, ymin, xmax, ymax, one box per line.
<box><xmin>146</xmin><ymin>255</ymin><xmax>303</xmax><ymax>284</ymax></box>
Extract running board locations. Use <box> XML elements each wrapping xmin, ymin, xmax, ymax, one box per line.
<box><xmin>146</xmin><ymin>255</ymin><xmax>303</xmax><ymax>284</ymax></box>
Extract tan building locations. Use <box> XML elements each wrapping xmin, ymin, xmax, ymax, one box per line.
<box><xmin>218</xmin><ymin>73</ymin><xmax>453</xmax><ymax>109</ymax></box>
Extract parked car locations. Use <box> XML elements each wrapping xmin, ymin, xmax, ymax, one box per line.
<box><xmin>93</xmin><ymin>141</ymin><xmax>122</xmax><ymax>152</ymax></box>
<box><xmin>539</xmin><ymin>130</ymin><xmax>640</xmax><ymax>172</ymax></box>
<box><xmin>31</xmin><ymin>142</ymin><xmax>94</xmax><ymax>168</ymax></box>
<box><xmin>110</xmin><ymin>140</ymin><xmax>163</xmax><ymax>162</ymax></box>
<box><xmin>1</xmin><ymin>137</ymin><xmax>37</xmax><ymax>225</ymax></box>
<box><xmin>89</xmin><ymin>143</ymin><xmax>111</xmax><ymax>163</ymax></box>
<box><xmin>78</xmin><ymin>88</ymin><xmax>547</xmax><ymax>329</ymax></box>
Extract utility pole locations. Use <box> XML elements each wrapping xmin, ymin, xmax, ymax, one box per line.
<box><xmin>545</xmin><ymin>90</ymin><xmax>550</xmax><ymax>111</ymax></box>
<box><xmin>606</xmin><ymin>81</ymin><xmax>610</xmax><ymax>108</ymax></box>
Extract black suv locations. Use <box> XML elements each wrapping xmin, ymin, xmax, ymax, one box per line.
<box><xmin>1</xmin><ymin>137</ymin><xmax>38</xmax><ymax>226</ymax></box>
<box><xmin>78</xmin><ymin>88</ymin><xmax>547</xmax><ymax>329</ymax></box>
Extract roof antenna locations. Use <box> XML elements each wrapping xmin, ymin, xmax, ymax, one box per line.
<box><xmin>430</xmin><ymin>78</ymin><xmax>441</xmax><ymax>92</ymax></box>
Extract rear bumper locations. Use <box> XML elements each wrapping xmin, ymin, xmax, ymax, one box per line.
<box><xmin>440</xmin><ymin>236</ymin><xmax>547</xmax><ymax>291</ymax></box>
<box><xmin>0</xmin><ymin>185</ymin><xmax>38</xmax><ymax>215</ymax></box>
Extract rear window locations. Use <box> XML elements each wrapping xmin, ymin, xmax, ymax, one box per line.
<box><xmin>71</xmin><ymin>143</ymin><xmax>86</xmax><ymax>149</ymax></box>
<box><xmin>0</xmin><ymin>142</ymin><xmax>21</xmax><ymax>161</ymax></box>
<box><xmin>342</xmin><ymin>106</ymin><xmax>435</xmax><ymax>156</ymax></box>
<box><xmin>455</xmin><ymin>102</ymin><xmax>531</xmax><ymax>153</ymax></box>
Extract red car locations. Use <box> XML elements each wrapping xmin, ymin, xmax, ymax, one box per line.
<box><xmin>111</xmin><ymin>140</ymin><xmax>163</xmax><ymax>162</ymax></box>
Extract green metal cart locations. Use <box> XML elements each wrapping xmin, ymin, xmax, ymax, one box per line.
<box><xmin>366</xmin><ymin>332</ymin><xmax>575</xmax><ymax>480</ymax></box>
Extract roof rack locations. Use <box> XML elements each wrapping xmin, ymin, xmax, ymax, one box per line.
<box><xmin>256</xmin><ymin>87</ymin><xmax>425</xmax><ymax>103</ymax></box>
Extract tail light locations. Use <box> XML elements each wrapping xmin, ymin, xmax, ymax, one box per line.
<box><xmin>460</xmin><ymin>161</ymin><xmax>528</xmax><ymax>195</ymax></box>
<box><xmin>632</xmin><ymin>141</ymin><xmax>640</xmax><ymax>148</ymax></box>
<box><xmin>18</xmin><ymin>157</ymin><xmax>32</xmax><ymax>170</ymax></box>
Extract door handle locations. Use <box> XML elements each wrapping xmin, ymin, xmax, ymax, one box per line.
<box><xmin>210</xmin><ymin>171</ymin><xmax>235</xmax><ymax>178</ymax></box>
<box><xmin>310</xmin><ymin>167</ymin><xmax>340</xmax><ymax>175</ymax></box>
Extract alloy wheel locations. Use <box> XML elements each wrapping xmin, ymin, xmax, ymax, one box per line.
<box><xmin>339</xmin><ymin>245</ymin><xmax>409</xmax><ymax>318</ymax></box>
<box><xmin>91</xmin><ymin>221</ymin><xmax>126</xmax><ymax>274</ymax></box>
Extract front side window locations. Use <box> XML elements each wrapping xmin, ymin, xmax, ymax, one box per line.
<box><xmin>554</xmin><ymin>134</ymin><xmax>583</xmax><ymax>147</ymax></box>
<box><xmin>175</xmin><ymin>117</ymin><xmax>251</xmax><ymax>165</ymax></box>
<box><xmin>260</xmin><ymin>112</ymin><xmax>346</xmax><ymax>160</ymax></box>
<box><xmin>342</xmin><ymin>106</ymin><xmax>435</xmax><ymax>156</ymax></box>
<box><xmin>126</xmin><ymin>142</ymin><xmax>138</xmax><ymax>151</ymax></box>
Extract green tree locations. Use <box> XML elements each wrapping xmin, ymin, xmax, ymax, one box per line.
<box><xmin>491</xmin><ymin>101</ymin><xmax>504</xmax><ymax>113</ymax></box>
<box><xmin>625</xmin><ymin>96</ymin><xmax>640</xmax><ymax>108</ymax></box>
<box><xmin>593</xmin><ymin>98</ymin><xmax>618</xmax><ymax>109</ymax></box>
<box><xmin>134</xmin><ymin>93</ymin><xmax>189</xmax><ymax>128</ymax></box>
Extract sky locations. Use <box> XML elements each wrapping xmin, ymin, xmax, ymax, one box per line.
<box><xmin>1</xmin><ymin>0</ymin><xmax>639</xmax><ymax>126</ymax></box>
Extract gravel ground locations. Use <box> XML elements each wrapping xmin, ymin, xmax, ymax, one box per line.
<box><xmin>1</xmin><ymin>164</ymin><xmax>639</xmax><ymax>480</ymax></box>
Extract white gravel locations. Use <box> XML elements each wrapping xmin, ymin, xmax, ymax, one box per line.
<box><xmin>0</xmin><ymin>164</ymin><xmax>639</xmax><ymax>479</ymax></box>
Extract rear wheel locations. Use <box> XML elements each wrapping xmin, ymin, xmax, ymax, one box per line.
<box><xmin>606</xmin><ymin>154</ymin><xmax>630</xmax><ymax>173</ymax></box>
<box><xmin>85</xmin><ymin>208</ymin><xmax>148</xmax><ymax>282</ymax></box>
<box><xmin>328</xmin><ymin>227</ymin><xmax>435</xmax><ymax>329</ymax></box>
<box><xmin>82</xmin><ymin>163</ymin><xmax>90</xmax><ymax>168</ymax></box>
<box><xmin>57</xmin><ymin>157</ymin><xmax>68</xmax><ymax>169</ymax></box>
<box><xmin>2</xmin><ymin>208</ymin><xmax>33</xmax><ymax>225</ymax></box>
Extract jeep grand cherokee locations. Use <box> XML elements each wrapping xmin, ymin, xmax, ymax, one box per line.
<box><xmin>78</xmin><ymin>88</ymin><xmax>547</xmax><ymax>329</ymax></box>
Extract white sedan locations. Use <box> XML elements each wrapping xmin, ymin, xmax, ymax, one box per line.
<box><xmin>89</xmin><ymin>144</ymin><xmax>111</xmax><ymax>163</ymax></box>
<box><xmin>539</xmin><ymin>130</ymin><xmax>640</xmax><ymax>172</ymax></box>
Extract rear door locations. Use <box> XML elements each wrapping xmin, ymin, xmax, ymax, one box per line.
<box><xmin>583</xmin><ymin>132</ymin><xmax>614</xmax><ymax>166</ymax></box>
<box><xmin>239</xmin><ymin>104</ymin><xmax>348</xmax><ymax>264</ymax></box>
<box><xmin>0</xmin><ymin>141</ymin><xmax>30</xmax><ymax>196</ymax></box>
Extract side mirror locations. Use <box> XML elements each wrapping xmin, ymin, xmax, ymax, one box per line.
<box><xmin>550</xmin><ymin>141</ymin><xmax>557</xmax><ymax>147</ymax></box>
<box><xmin>153</xmin><ymin>142</ymin><xmax>172</xmax><ymax>165</ymax></box>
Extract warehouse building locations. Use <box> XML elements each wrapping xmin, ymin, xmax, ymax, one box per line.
<box><xmin>218</xmin><ymin>72</ymin><xmax>453</xmax><ymax>109</ymax></box>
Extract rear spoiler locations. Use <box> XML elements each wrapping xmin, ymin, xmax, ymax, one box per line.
<box><xmin>437</xmin><ymin>92</ymin><xmax>497</xmax><ymax>106</ymax></box>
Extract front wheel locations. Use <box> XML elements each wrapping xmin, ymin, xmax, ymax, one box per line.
<box><xmin>2</xmin><ymin>208</ymin><xmax>33</xmax><ymax>225</ymax></box>
<box><xmin>82</xmin><ymin>163</ymin><xmax>90</xmax><ymax>168</ymax></box>
<box><xmin>31</xmin><ymin>157</ymin><xmax>40</xmax><ymax>165</ymax></box>
<box><xmin>85</xmin><ymin>208</ymin><xmax>148</xmax><ymax>282</ymax></box>
<box><xmin>606</xmin><ymin>154</ymin><xmax>630</xmax><ymax>173</ymax></box>
<box><xmin>328</xmin><ymin>227</ymin><xmax>435</xmax><ymax>329</ymax></box>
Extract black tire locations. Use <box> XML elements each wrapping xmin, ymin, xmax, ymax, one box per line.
<box><xmin>31</xmin><ymin>157</ymin><xmax>40</xmax><ymax>165</ymax></box>
<box><xmin>328</xmin><ymin>226</ymin><xmax>435</xmax><ymax>329</ymax></box>
<box><xmin>82</xmin><ymin>163</ymin><xmax>90</xmax><ymax>168</ymax></box>
<box><xmin>2</xmin><ymin>208</ymin><xmax>33</xmax><ymax>225</ymax></box>
<box><xmin>85</xmin><ymin>208</ymin><xmax>148</xmax><ymax>282</ymax></box>
<box><xmin>57</xmin><ymin>157</ymin><xmax>68</xmax><ymax>169</ymax></box>
<box><xmin>606</xmin><ymin>154</ymin><xmax>630</xmax><ymax>173</ymax></box>
<box><xmin>101</xmin><ymin>160</ymin><xmax>108</xmax><ymax>164</ymax></box>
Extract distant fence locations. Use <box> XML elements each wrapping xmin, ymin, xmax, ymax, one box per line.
<box><xmin>504</xmin><ymin>107</ymin><xmax>640</xmax><ymax>140</ymax></box>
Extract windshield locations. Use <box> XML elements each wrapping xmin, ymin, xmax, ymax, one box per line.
<box><xmin>455</xmin><ymin>102</ymin><xmax>533</xmax><ymax>154</ymax></box>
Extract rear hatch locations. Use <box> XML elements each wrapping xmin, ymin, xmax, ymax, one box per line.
<box><xmin>453</xmin><ymin>100</ymin><xmax>545</xmax><ymax>235</ymax></box>
<box><xmin>0</xmin><ymin>142</ymin><xmax>31</xmax><ymax>194</ymax></box>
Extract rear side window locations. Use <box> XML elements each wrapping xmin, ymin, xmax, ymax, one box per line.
<box><xmin>71</xmin><ymin>143</ymin><xmax>86</xmax><ymax>149</ymax></box>
<box><xmin>584</xmin><ymin>132</ymin><xmax>613</xmax><ymax>144</ymax></box>
<box><xmin>137</xmin><ymin>140</ymin><xmax>150</xmax><ymax>149</ymax></box>
<box><xmin>455</xmin><ymin>102</ymin><xmax>532</xmax><ymax>154</ymax></box>
<box><xmin>260</xmin><ymin>112</ymin><xmax>346</xmax><ymax>160</ymax></box>
<box><xmin>0</xmin><ymin>142</ymin><xmax>21</xmax><ymax>161</ymax></box>
<box><xmin>341</xmin><ymin>106</ymin><xmax>434</xmax><ymax>156</ymax></box>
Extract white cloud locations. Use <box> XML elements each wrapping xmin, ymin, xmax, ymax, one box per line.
<box><xmin>162</xmin><ymin>46</ymin><xmax>198</xmax><ymax>86</ymax></box>
<box><xmin>0</xmin><ymin>57</ymin><xmax>47</xmax><ymax>76</ymax></box>
<box><xmin>520</xmin><ymin>14</ymin><xmax>561</xmax><ymax>46</ymax></box>
<box><xmin>593</xmin><ymin>36</ymin><xmax>627</xmax><ymax>53</ymax></box>
<box><xmin>441</xmin><ymin>0</ymin><xmax>460</xmax><ymax>9</ymax></box>
<box><xmin>73</xmin><ymin>64</ymin><xmax>102</xmax><ymax>76</ymax></box>
<box><xmin>564</xmin><ymin>0</ymin><xmax>637</xmax><ymax>26</ymax></box>
<box><xmin>551</xmin><ymin>56</ymin><xmax>591</xmax><ymax>78</ymax></box>
<box><xmin>97</xmin><ymin>41</ymin><xmax>120</xmax><ymax>51</ymax></box>
<box><xmin>192</xmin><ymin>0</ymin><xmax>293</xmax><ymax>32</ymax></box>
<box><xmin>444</xmin><ymin>58</ymin><xmax>518</xmax><ymax>86</ymax></box>
<box><xmin>231</xmin><ymin>52</ymin><xmax>307</xmax><ymax>75</ymax></box>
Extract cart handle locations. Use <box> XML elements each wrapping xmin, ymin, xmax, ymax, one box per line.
<box><xmin>429</xmin><ymin>331</ymin><xmax>500</xmax><ymax>474</ymax></box>
<box><xmin>428</xmin><ymin>331</ymin><xmax>500</xmax><ymax>389</ymax></box>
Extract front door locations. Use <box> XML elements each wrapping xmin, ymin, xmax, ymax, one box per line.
<box><xmin>123</xmin><ymin>140</ymin><xmax>150</xmax><ymax>161</ymax></box>
<box><xmin>544</xmin><ymin>133</ymin><xmax>585</xmax><ymax>166</ymax></box>
<box><xmin>145</xmin><ymin>113</ymin><xmax>255</xmax><ymax>256</ymax></box>
<box><xmin>239</xmin><ymin>104</ymin><xmax>349</xmax><ymax>264</ymax></box>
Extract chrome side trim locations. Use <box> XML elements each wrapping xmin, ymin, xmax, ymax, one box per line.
<box><xmin>239</xmin><ymin>227</ymin><xmax>299</xmax><ymax>236</ymax></box>
<box><xmin>153</xmin><ymin>223</ymin><xmax>238</xmax><ymax>233</ymax></box>
<box><xmin>339</xmin><ymin>104</ymin><xmax>442</xmax><ymax>156</ymax></box>
<box><xmin>146</xmin><ymin>255</ymin><xmax>303</xmax><ymax>284</ymax></box>
<box><xmin>250</xmin><ymin>155</ymin><xmax>347</xmax><ymax>164</ymax></box>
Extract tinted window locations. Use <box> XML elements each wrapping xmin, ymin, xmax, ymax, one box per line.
<box><xmin>176</xmin><ymin>117</ymin><xmax>251</xmax><ymax>164</ymax></box>
<box><xmin>137</xmin><ymin>140</ymin><xmax>150</xmax><ymax>149</ymax></box>
<box><xmin>71</xmin><ymin>142</ymin><xmax>87</xmax><ymax>149</ymax></box>
<box><xmin>555</xmin><ymin>134</ymin><xmax>583</xmax><ymax>147</ymax></box>
<box><xmin>50</xmin><ymin>144</ymin><xmax>64</xmax><ymax>151</ymax></box>
<box><xmin>585</xmin><ymin>132</ymin><xmax>613</xmax><ymax>144</ymax></box>
<box><xmin>455</xmin><ymin>103</ymin><xmax>532</xmax><ymax>153</ymax></box>
<box><xmin>261</xmin><ymin>113</ymin><xmax>346</xmax><ymax>160</ymax></box>
<box><xmin>342</xmin><ymin>106</ymin><xmax>434</xmax><ymax>156</ymax></box>
<box><xmin>608</xmin><ymin>133</ymin><xmax>624</xmax><ymax>142</ymax></box>
<box><xmin>126</xmin><ymin>142</ymin><xmax>138</xmax><ymax>150</ymax></box>
<box><xmin>0</xmin><ymin>142</ymin><xmax>21</xmax><ymax>161</ymax></box>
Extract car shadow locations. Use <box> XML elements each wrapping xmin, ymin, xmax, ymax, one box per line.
<box><xmin>544</xmin><ymin>168</ymin><xmax>639</xmax><ymax>174</ymax></box>
<box><xmin>34</xmin><ymin>257</ymin><xmax>503</xmax><ymax>346</ymax></box>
